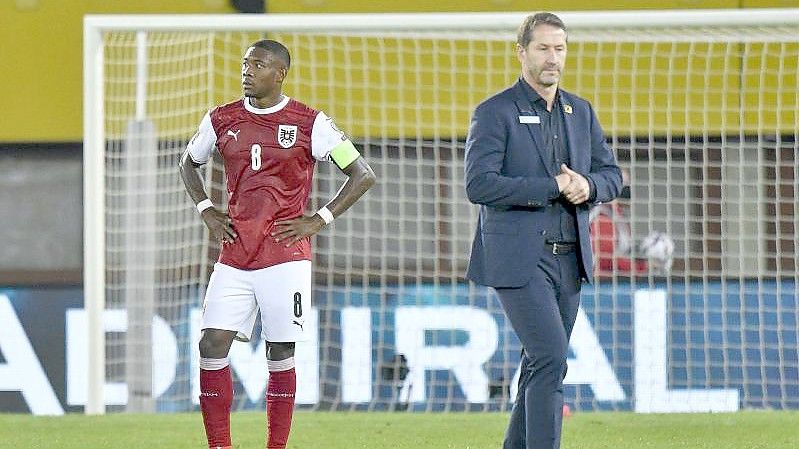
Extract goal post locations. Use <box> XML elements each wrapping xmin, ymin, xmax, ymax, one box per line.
<box><xmin>84</xmin><ymin>10</ymin><xmax>799</xmax><ymax>414</ymax></box>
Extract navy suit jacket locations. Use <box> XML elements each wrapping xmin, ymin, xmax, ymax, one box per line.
<box><xmin>465</xmin><ymin>80</ymin><xmax>622</xmax><ymax>288</ymax></box>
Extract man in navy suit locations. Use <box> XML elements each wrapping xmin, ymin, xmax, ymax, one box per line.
<box><xmin>464</xmin><ymin>12</ymin><xmax>622</xmax><ymax>449</ymax></box>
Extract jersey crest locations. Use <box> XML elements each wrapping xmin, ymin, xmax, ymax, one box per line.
<box><xmin>278</xmin><ymin>124</ymin><xmax>297</xmax><ymax>148</ymax></box>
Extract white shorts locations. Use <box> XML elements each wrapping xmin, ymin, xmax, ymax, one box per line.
<box><xmin>201</xmin><ymin>260</ymin><xmax>311</xmax><ymax>342</ymax></box>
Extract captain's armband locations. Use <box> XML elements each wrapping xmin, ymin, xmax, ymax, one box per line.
<box><xmin>329</xmin><ymin>140</ymin><xmax>360</xmax><ymax>170</ymax></box>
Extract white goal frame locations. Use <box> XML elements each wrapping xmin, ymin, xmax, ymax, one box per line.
<box><xmin>84</xmin><ymin>9</ymin><xmax>799</xmax><ymax>414</ymax></box>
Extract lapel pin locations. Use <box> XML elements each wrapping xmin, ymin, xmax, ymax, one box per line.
<box><xmin>563</xmin><ymin>104</ymin><xmax>573</xmax><ymax>114</ymax></box>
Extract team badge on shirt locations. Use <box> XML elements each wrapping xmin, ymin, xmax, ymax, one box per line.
<box><xmin>277</xmin><ymin>125</ymin><xmax>297</xmax><ymax>148</ymax></box>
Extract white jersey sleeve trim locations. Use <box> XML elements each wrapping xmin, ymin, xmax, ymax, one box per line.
<box><xmin>187</xmin><ymin>112</ymin><xmax>217</xmax><ymax>164</ymax></box>
<box><xmin>311</xmin><ymin>111</ymin><xmax>348</xmax><ymax>162</ymax></box>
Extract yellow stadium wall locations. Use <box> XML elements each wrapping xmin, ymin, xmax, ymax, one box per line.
<box><xmin>267</xmin><ymin>0</ymin><xmax>799</xmax><ymax>12</ymax></box>
<box><xmin>0</xmin><ymin>0</ymin><xmax>236</xmax><ymax>142</ymax></box>
<box><xmin>268</xmin><ymin>0</ymin><xmax>739</xmax><ymax>13</ymax></box>
<box><xmin>0</xmin><ymin>0</ymin><xmax>795</xmax><ymax>141</ymax></box>
<box><xmin>264</xmin><ymin>37</ymin><xmax>798</xmax><ymax>138</ymax></box>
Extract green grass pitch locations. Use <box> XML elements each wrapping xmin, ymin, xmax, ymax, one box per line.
<box><xmin>3</xmin><ymin>410</ymin><xmax>797</xmax><ymax>448</ymax></box>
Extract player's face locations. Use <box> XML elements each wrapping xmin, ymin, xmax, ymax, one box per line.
<box><xmin>517</xmin><ymin>24</ymin><xmax>567</xmax><ymax>89</ymax></box>
<box><xmin>241</xmin><ymin>46</ymin><xmax>287</xmax><ymax>100</ymax></box>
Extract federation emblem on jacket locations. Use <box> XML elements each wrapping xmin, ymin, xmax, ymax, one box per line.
<box><xmin>277</xmin><ymin>124</ymin><xmax>297</xmax><ymax>148</ymax></box>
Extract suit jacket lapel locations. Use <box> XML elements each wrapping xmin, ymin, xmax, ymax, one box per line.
<box><xmin>512</xmin><ymin>82</ymin><xmax>554</xmax><ymax>177</ymax></box>
<box><xmin>559</xmin><ymin>92</ymin><xmax>580</xmax><ymax>171</ymax></box>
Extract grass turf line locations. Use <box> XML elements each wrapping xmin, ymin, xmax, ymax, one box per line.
<box><xmin>2</xmin><ymin>410</ymin><xmax>797</xmax><ymax>449</ymax></box>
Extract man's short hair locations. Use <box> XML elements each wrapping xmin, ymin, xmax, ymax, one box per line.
<box><xmin>250</xmin><ymin>39</ymin><xmax>291</xmax><ymax>69</ymax></box>
<box><xmin>517</xmin><ymin>12</ymin><xmax>568</xmax><ymax>48</ymax></box>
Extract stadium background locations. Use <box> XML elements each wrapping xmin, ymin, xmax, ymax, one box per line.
<box><xmin>1</xmin><ymin>0</ymin><xmax>797</xmax><ymax>415</ymax></box>
<box><xmin>1</xmin><ymin>0</ymin><xmax>796</xmax><ymax>284</ymax></box>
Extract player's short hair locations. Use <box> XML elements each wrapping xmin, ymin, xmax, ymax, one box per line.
<box><xmin>250</xmin><ymin>39</ymin><xmax>291</xmax><ymax>69</ymax></box>
<box><xmin>517</xmin><ymin>12</ymin><xmax>568</xmax><ymax>48</ymax></box>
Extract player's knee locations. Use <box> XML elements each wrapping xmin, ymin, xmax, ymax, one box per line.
<box><xmin>199</xmin><ymin>330</ymin><xmax>234</xmax><ymax>358</ymax></box>
<box><xmin>267</xmin><ymin>341</ymin><xmax>295</xmax><ymax>361</ymax></box>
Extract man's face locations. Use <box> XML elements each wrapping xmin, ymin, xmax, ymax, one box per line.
<box><xmin>241</xmin><ymin>46</ymin><xmax>287</xmax><ymax>98</ymax></box>
<box><xmin>517</xmin><ymin>24</ymin><xmax>567</xmax><ymax>89</ymax></box>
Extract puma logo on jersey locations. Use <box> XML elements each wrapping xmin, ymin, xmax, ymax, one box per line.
<box><xmin>292</xmin><ymin>319</ymin><xmax>304</xmax><ymax>331</ymax></box>
<box><xmin>227</xmin><ymin>129</ymin><xmax>241</xmax><ymax>141</ymax></box>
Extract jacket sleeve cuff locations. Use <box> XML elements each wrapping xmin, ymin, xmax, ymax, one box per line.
<box><xmin>586</xmin><ymin>175</ymin><xmax>597</xmax><ymax>202</ymax></box>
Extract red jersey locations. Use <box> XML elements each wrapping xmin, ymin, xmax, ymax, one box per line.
<box><xmin>187</xmin><ymin>96</ymin><xmax>348</xmax><ymax>269</ymax></box>
<box><xmin>589</xmin><ymin>202</ymin><xmax>649</xmax><ymax>276</ymax></box>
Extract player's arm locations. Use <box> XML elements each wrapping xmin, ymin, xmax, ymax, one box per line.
<box><xmin>178</xmin><ymin>113</ymin><xmax>237</xmax><ymax>243</ymax></box>
<box><xmin>273</xmin><ymin>136</ymin><xmax>376</xmax><ymax>246</ymax></box>
<box><xmin>322</xmin><ymin>151</ymin><xmax>377</xmax><ymax>220</ymax></box>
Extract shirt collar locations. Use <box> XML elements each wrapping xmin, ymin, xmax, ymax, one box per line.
<box><xmin>518</xmin><ymin>76</ymin><xmax>559</xmax><ymax>108</ymax></box>
<box><xmin>243</xmin><ymin>95</ymin><xmax>290</xmax><ymax>114</ymax></box>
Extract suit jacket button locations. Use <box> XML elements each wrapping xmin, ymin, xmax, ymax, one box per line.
<box><xmin>540</xmin><ymin>230</ymin><xmax>547</xmax><ymax>236</ymax></box>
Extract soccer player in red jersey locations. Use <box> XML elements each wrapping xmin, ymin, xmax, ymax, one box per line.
<box><xmin>589</xmin><ymin>168</ymin><xmax>673</xmax><ymax>276</ymax></box>
<box><xmin>589</xmin><ymin>196</ymin><xmax>649</xmax><ymax>276</ymax></box>
<box><xmin>179</xmin><ymin>39</ymin><xmax>376</xmax><ymax>449</ymax></box>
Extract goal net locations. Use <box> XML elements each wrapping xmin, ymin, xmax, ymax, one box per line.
<box><xmin>83</xmin><ymin>10</ymin><xmax>799</xmax><ymax>414</ymax></box>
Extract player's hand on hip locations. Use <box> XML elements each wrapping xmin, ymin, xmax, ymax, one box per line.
<box><xmin>560</xmin><ymin>164</ymin><xmax>590</xmax><ymax>205</ymax></box>
<box><xmin>272</xmin><ymin>214</ymin><xmax>325</xmax><ymax>247</ymax></box>
<box><xmin>201</xmin><ymin>208</ymin><xmax>238</xmax><ymax>244</ymax></box>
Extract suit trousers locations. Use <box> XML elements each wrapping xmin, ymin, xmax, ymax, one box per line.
<box><xmin>494</xmin><ymin>249</ymin><xmax>582</xmax><ymax>449</ymax></box>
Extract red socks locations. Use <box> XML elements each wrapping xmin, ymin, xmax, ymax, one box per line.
<box><xmin>266</xmin><ymin>362</ymin><xmax>297</xmax><ymax>449</ymax></box>
<box><xmin>199</xmin><ymin>357</ymin><xmax>296</xmax><ymax>449</ymax></box>
<box><xmin>200</xmin><ymin>364</ymin><xmax>233</xmax><ymax>449</ymax></box>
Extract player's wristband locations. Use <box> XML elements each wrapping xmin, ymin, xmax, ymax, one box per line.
<box><xmin>196</xmin><ymin>198</ymin><xmax>214</xmax><ymax>214</ymax></box>
<box><xmin>315</xmin><ymin>206</ymin><xmax>334</xmax><ymax>225</ymax></box>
